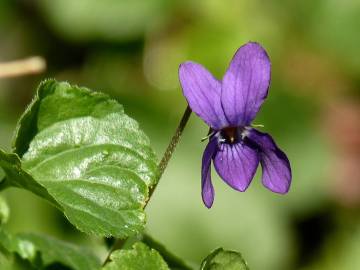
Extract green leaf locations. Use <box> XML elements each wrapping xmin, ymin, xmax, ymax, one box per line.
<box><xmin>17</xmin><ymin>233</ymin><xmax>101</xmax><ymax>270</ymax></box>
<box><xmin>0</xmin><ymin>227</ymin><xmax>37</xmax><ymax>262</ymax></box>
<box><xmin>9</xmin><ymin>79</ymin><xmax>158</xmax><ymax>237</ymax></box>
<box><xmin>0</xmin><ymin>227</ymin><xmax>100</xmax><ymax>270</ymax></box>
<box><xmin>200</xmin><ymin>248</ymin><xmax>249</xmax><ymax>270</ymax></box>
<box><xmin>0</xmin><ymin>149</ymin><xmax>57</xmax><ymax>206</ymax></box>
<box><xmin>103</xmin><ymin>242</ymin><xmax>169</xmax><ymax>270</ymax></box>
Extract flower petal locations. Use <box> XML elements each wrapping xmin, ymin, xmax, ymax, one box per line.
<box><xmin>201</xmin><ymin>138</ymin><xmax>218</xmax><ymax>208</ymax></box>
<box><xmin>213</xmin><ymin>142</ymin><xmax>259</xmax><ymax>192</ymax></box>
<box><xmin>248</xmin><ymin>129</ymin><xmax>291</xmax><ymax>193</ymax></box>
<box><xmin>179</xmin><ymin>61</ymin><xmax>228</xmax><ymax>129</ymax></box>
<box><xmin>221</xmin><ymin>42</ymin><xmax>271</xmax><ymax>126</ymax></box>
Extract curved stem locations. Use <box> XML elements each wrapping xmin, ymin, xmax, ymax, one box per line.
<box><xmin>102</xmin><ymin>106</ymin><xmax>192</xmax><ymax>265</ymax></box>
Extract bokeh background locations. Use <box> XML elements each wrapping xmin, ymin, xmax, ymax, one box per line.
<box><xmin>1</xmin><ymin>1</ymin><xmax>360</xmax><ymax>269</ymax></box>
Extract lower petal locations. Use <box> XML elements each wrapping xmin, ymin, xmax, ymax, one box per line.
<box><xmin>201</xmin><ymin>138</ymin><xmax>218</xmax><ymax>208</ymax></box>
<box><xmin>213</xmin><ymin>142</ymin><xmax>259</xmax><ymax>192</ymax></box>
<box><xmin>248</xmin><ymin>129</ymin><xmax>292</xmax><ymax>193</ymax></box>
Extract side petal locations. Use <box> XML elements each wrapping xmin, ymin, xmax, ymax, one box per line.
<box><xmin>179</xmin><ymin>61</ymin><xmax>228</xmax><ymax>129</ymax></box>
<box><xmin>213</xmin><ymin>142</ymin><xmax>259</xmax><ymax>192</ymax></box>
<box><xmin>201</xmin><ymin>138</ymin><xmax>218</xmax><ymax>208</ymax></box>
<box><xmin>221</xmin><ymin>42</ymin><xmax>271</xmax><ymax>126</ymax></box>
<box><xmin>248</xmin><ymin>129</ymin><xmax>292</xmax><ymax>193</ymax></box>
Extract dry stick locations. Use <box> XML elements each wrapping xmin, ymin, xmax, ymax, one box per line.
<box><xmin>102</xmin><ymin>106</ymin><xmax>192</xmax><ymax>265</ymax></box>
<box><xmin>0</xmin><ymin>56</ymin><xmax>46</xmax><ymax>78</ymax></box>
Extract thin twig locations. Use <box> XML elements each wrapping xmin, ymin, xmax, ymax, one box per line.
<box><xmin>102</xmin><ymin>106</ymin><xmax>192</xmax><ymax>266</ymax></box>
<box><xmin>0</xmin><ymin>56</ymin><xmax>46</xmax><ymax>78</ymax></box>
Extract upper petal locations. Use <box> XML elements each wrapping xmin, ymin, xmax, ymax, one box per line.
<box><xmin>213</xmin><ymin>142</ymin><xmax>259</xmax><ymax>192</ymax></box>
<box><xmin>248</xmin><ymin>129</ymin><xmax>292</xmax><ymax>194</ymax></box>
<box><xmin>201</xmin><ymin>138</ymin><xmax>218</xmax><ymax>208</ymax></box>
<box><xmin>221</xmin><ymin>42</ymin><xmax>271</xmax><ymax>126</ymax></box>
<box><xmin>179</xmin><ymin>61</ymin><xmax>228</xmax><ymax>129</ymax></box>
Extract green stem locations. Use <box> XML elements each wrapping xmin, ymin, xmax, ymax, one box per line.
<box><xmin>148</xmin><ymin>105</ymin><xmax>192</xmax><ymax>199</ymax></box>
<box><xmin>102</xmin><ymin>106</ymin><xmax>192</xmax><ymax>265</ymax></box>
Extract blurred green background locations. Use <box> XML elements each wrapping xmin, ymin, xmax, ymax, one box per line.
<box><xmin>1</xmin><ymin>0</ymin><xmax>360</xmax><ymax>269</ymax></box>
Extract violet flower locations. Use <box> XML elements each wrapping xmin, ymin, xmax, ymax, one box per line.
<box><xmin>179</xmin><ymin>42</ymin><xmax>292</xmax><ymax>208</ymax></box>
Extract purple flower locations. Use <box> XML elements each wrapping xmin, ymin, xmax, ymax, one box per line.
<box><xmin>179</xmin><ymin>42</ymin><xmax>292</xmax><ymax>208</ymax></box>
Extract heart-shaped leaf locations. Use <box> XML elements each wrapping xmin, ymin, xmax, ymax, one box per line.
<box><xmin>3</xmin><ymin>79</ymin><xmax>158</xmax><ymax>237</ymax></box>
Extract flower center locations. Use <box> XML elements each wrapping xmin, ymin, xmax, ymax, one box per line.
<box><xmin>217</xmin><ymin>126</ymin><xmax>251</xmax><ymax>145</ymax></box>
<box><xmin>220</xmin><ymin>127</ymin><xmax>237</xmax><ymax>144</ymax></box>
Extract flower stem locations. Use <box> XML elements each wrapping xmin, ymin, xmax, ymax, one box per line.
<box><xmin>149</xmin><ymin>105</ymin><xmax>192</xmax><ymax>198</ymax></box>
<box><xmin>102</xmin><ymin>105</ymin><xmax>192</xmax><ymax>266</ymax></box>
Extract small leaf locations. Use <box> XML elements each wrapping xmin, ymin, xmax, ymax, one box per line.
<box><xmin>200</xmin><ymin>248</ymin><xmax>249</xmax><ymax>270</ymax></box>
<box><xmin>103</xmin><ymin>242</ymin><xmax>169</xmax><ymax>270</ymax></box>
<box><xmin>0</xmin><ymin>227</ymin><xmax>100</xmax><ymax>270</ymax></box>
<box><xmin>10</xmin><ymin>79</ymin><xmax>158</xmax><ymax>237</ymax></box>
